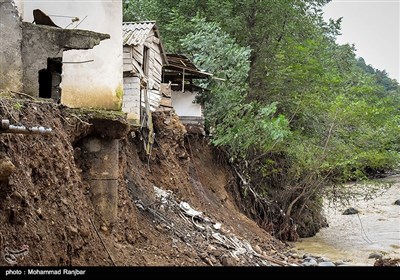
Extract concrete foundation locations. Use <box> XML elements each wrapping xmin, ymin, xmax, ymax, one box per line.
<box><xmin>81</xmin><ymin>137</ymin><xmax>119</xmax><ymax>228</ymax></box>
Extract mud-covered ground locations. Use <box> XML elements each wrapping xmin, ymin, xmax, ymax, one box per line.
<box><xmin>0</xmin><ymin>97</ymin><xmax>302</xmax><ymax>266</ymax></box>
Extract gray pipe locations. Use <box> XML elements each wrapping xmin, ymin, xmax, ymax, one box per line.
<box><xmin>1</xmin><ymin>119</ymin><xmax>53</xmax><ymax>135</ymax></box>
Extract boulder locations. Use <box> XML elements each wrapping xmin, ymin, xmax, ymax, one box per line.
<box><xmin>368</xmin><ymin>252</ymin><xmax>383</xmax><ymax>260</ymax></box>
<box><xmin>318</xmin><ymin>261</ymin><xmax>335</xmax><ymax>266</ymax></box>
<box><xmin>343</xmin><ymin>207</ymin><xmax>359</xmax><ymax>215</ymax></box>
<box><xmin>394</xmin><ymin>200</ymin><xmax>400</xmax><ymax>206</ymax></box>
<box><xmin>303</xmin><ymin>258</ymin><xmax>318</xmax><ymax>266</ymax></box>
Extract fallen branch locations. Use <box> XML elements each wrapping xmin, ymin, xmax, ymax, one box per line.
<box><xmin>11</xmin><ymin>91</ymin><xmax>36</xmax><ymax>100</ymax></box>
<box><xmin>70</xmin><ymin>114</ymin><xmax>92</xmax><ymax>127</ymax></box>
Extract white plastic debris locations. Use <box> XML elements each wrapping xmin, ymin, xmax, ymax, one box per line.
<box><xmin>153</xmin><ymin>185</ymin><xmax>171</xmax><ymax>204</ymax></box>
<box><xmin>213</xmin><ymin>222</ymin><xmax>222</xmax><ymax>230</ymax></box>
<box><xmin>179</xmin><ymin>201</ymin><xmax>202</xmax><ymax>217</ymax></box>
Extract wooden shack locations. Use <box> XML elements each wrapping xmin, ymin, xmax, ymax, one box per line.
<box><xmin>122</xmin><ymin>21</ymin><xmax>169</xmax><ymax>123</ymax></box>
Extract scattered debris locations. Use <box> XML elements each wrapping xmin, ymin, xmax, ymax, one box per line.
<box><xmin>135</xmin><ymin>185</ymin><xmax>289</xmax><ymax>266</ymax></box>
<box><xmin>374</xmin><ymin>258</ymin><xmax>400</xmax><ymax>266</ymax></box>
<box><xmin>179</xmin><ymin>201</ymin><xmax>203</xmax><ymax>218</ymax></box>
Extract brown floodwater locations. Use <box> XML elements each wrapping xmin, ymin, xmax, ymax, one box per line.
<box><xmin>294</xmin><ymin>175</ymin><xmax>400</xmax><ymax>266</ymax></box>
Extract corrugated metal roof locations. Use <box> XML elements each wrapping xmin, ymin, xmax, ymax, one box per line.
<box><xmin>164</xmin><ymin>54</ymin><xmax>212</xmax><ymax>78</ymax></box>
<box><xmin>123</xmin><ymin>21</ymin><xmax>168</xmax><ymax>65</ymax></box>
<box><xmin>122</xmin><ymin>21</ymin><xmax>156</xmax><ymax>46</ymax></box>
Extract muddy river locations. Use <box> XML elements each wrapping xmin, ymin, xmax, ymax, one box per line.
<box><xmin>294</xmin><ymin>175</ymin><xmax>400</xmax><ymax>266</ymax></box>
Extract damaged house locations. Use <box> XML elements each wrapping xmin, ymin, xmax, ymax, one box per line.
<box><xmin>122</xmin><ymin>22</ymin><xmax>211</xmax><ymax>129</ymax></box>
<box><xmin>122</xmin><ymin>21</ymin><xmax>169</xmax><ymax>123</ymax></box>
<box><xmin>0</xmin><ymin>0</ymin><xmax>122</xmax><ymax>110</ymax></box>
<box><xmin>163</xmin><ymin>54</ymin><xmax>212</xmax><ymax>131</ymax></box>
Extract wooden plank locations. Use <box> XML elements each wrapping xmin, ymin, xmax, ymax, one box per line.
<box><xmin>153</xmin><ymin>65</ymin><xmax>162</xmax><ymax>76</ymax></box>
<box><xmin>160</xmin><ymin>83</ymin><xmax>171</xmax><ymax>97</ymax></box>
<box><xmin>123</xmin><ymin>57</ymin><xmax>131</xmax><ymax>63</ymax></box>
<box><xmin>132</xmin><ymin>47</ymin><xmax>142</xmax><ymax>62</ymax></box>
<box><xmin>123</xmin><ymin>64</ymin><xmax>133</xmax><ymax>72</ymax></box>
<box><xmin>153</xmin><ymin>75</ymin><xmax>161</xmax><ymax>84</ymax></box>
<box><xmin>151</xmin><ymin>43</ymin><xmax>160</xmax><ymax>52</ymax></box>
<box><xmin>159</xmin><ymin>97</ymin><xmax>172</xmax><ymax>107</ymax></box>
<box><xmin>154</xmin><ymin>55</ymin><xmax>163</xmax><ymax>67</ymax></box>
<box><xmin>123</xmin><ymin>52</ymin><xmax>131</xmax><ymax>59</ymax></box>
<box><xmin>153</xmin><ymin>37</ymin><xmax>160</xmax><ymax>44</ymax></box>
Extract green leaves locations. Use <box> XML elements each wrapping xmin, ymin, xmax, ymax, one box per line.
<box><xmin>122</xmin><ymin>0</ymin><xmax>400</xmax><ymax>238</ymax></box>
<box><xmin>212</xmin><ymin>102</ymin><xmax>291</xmax><ymax>159</ymax></box>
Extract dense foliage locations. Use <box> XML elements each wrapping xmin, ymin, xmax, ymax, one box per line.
<box><xmin>124</xmin><ymin>0</ymin><xmax>400</xmax><ymax>239</ymax></box>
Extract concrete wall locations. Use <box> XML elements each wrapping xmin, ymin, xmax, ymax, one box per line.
<box><xmin>171</xmin><ymin>91</ymin><xmax>202</xmax><ymax>117</ymax></box>
<box><xmin>20</xmin><ymin>22</ymin><xmax>108</xmax><ymax>98</ymax></box>
<box><xmin>16</xmin><ymin>0</ymin><xmax>123</xmax><ymax>110</ymax></box>
<box><xmin>20</xmin><ymin>23</ymin><xmax>63</xmax><ymax>97</ymax></box>
<box><xmin>0</xmin><ymin>0</ymin><xmax>23</xmax><ymax>92</ymax></box>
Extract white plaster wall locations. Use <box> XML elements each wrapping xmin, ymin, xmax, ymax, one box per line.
<box><xmin>171</xmin><ymin>91</ymin><xmax>202</xmax><ymax>117</ymax></box>
<box><xmin>16</xmin><ymin>0</ymin><xmax>123</xmax><ymax>110</ymax></box>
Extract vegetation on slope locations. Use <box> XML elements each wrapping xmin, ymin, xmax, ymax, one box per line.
<box><xmin>123</xmin><ymin>0</ymin><xmax>400</xmax><ymax>239</ymax></box>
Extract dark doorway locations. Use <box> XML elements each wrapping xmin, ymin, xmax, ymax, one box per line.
<box><xmin>38</xmin><ymin>58</ymin><xmax>62</xmax><ymax>100</ymax></box>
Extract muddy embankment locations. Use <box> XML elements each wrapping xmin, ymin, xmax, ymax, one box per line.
<box><xmin>0</xmin><ymin>97</ymin><xmax>300</xmax><ymax>266</ymax></box>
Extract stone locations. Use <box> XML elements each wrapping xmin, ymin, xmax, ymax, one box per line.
<box><xmin>304</xmin><ymin>256</ymin><xmax>316</xmax><ymax>262</ymax></box>
<box><xmin>61</xmin><ymin>198</ymin><xmax>69</xmax><ymax>205</ymax></box>
<box><xmin>254</xmin><ymin>245</ymin><xmax>263</xmax><ymax>255</ymax></box>
<box><xmin>317</xmin><ymin>257</ymin><xmax>331</xmax><ymax>263</ymax></box>
<box><xmin>303</xmin><ymin>253</ymin><xmax>311</xmax><ymax>259</ymax></box>
<box><xmin>394</xmin><ymin>200</ymin><xmax>400</xmax><ymax>206</ymax></box>
<box><xmin>209</xmin><ymin>255</ymin><xmax>218</xmax><ymax>265</ymax></box>
<box><xmin>79</xmin><ymin>228</ymin><xmax>90</xmax><ymax>238</ymax></box>
<box><xmin>289</xmin><ymin>253</ymin><xmax>300</xmax><ymax>259</ymax></box>
<box><xmin>0</xmin><ymin>157</ymin><xmax>15</xmax><ymax>181</ymax></box>
<box><xmin>368</xmin><ymin>252</ymin><xmax>383</xmax><ymax>260</ymax></box>
<box><xmin>207</xmin><ymin>244</ymin><xmax>217</xmax><ymax>252</ymax></box>
<box><xmin>69</xmin><ymin>225</ymin><xmax>78</xmax><ymax>234</ymax></box>
<box><xmin>343</xmin><ymin>207</ymin><xmax>359</xmax><ymax>215</ymax></box>
<box><xmin>318</xmin><ymin>261</ymin><xmax>335</xmax><ymax>266</ymax></box>
<box><xmin>303</xmin><ymin>259</ymin><xmax>318</xmax><ymax>266</ymax></box>
<box><xmin>100</xmin><ymin>225</ymin><xmax>108</xmax><ymax>232</ymax></box>
<box><xmin>220</xmin><ymin>255</ymin><xmax>235</xmax><ymax>266</ymax></box>
<box><xmin>199</xmin><ymin>252</ymin><xmax>208</xmax><ymax>260</ymax></box>
<box><xmin>35</xmin><ymin>208</ymin><xmax>43</xmax><ymax>219</ymax></box>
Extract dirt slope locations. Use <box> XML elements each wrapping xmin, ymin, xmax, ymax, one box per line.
<box><xmin>0</xmin><ymin>98</ymin><xmax>295</xmax><ymax>266</ymax></box>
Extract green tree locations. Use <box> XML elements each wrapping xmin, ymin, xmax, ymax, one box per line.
<box><xmin>123</xmin><ymin>0</ymin><xmax>400</xmax><ymax>240</ymax></box>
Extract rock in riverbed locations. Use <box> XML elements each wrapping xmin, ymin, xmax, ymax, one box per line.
<box><xmin>318</xmin><ymin>261</ymin><xmax>335</xmax><ymax>267</ymax></box>
<box><xmin>368</xmin><ymin>252</ymin><xmax>383</xmax><ymax>260</ymax></box>
<box><xmin>343</xmin><ymin>207</ymin><xmax>359</xmax><ymax>215</ymax></box>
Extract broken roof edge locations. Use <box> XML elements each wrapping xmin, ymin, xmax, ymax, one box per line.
<box><xmin>164</xmin><ymin>53</ymin><xmax>213</xmax><ymax>78</ymax></box>
<box><xmin>22</xmin><ymin>22</ymin><xmax>110</xmax><ymax>50</ymax></box>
